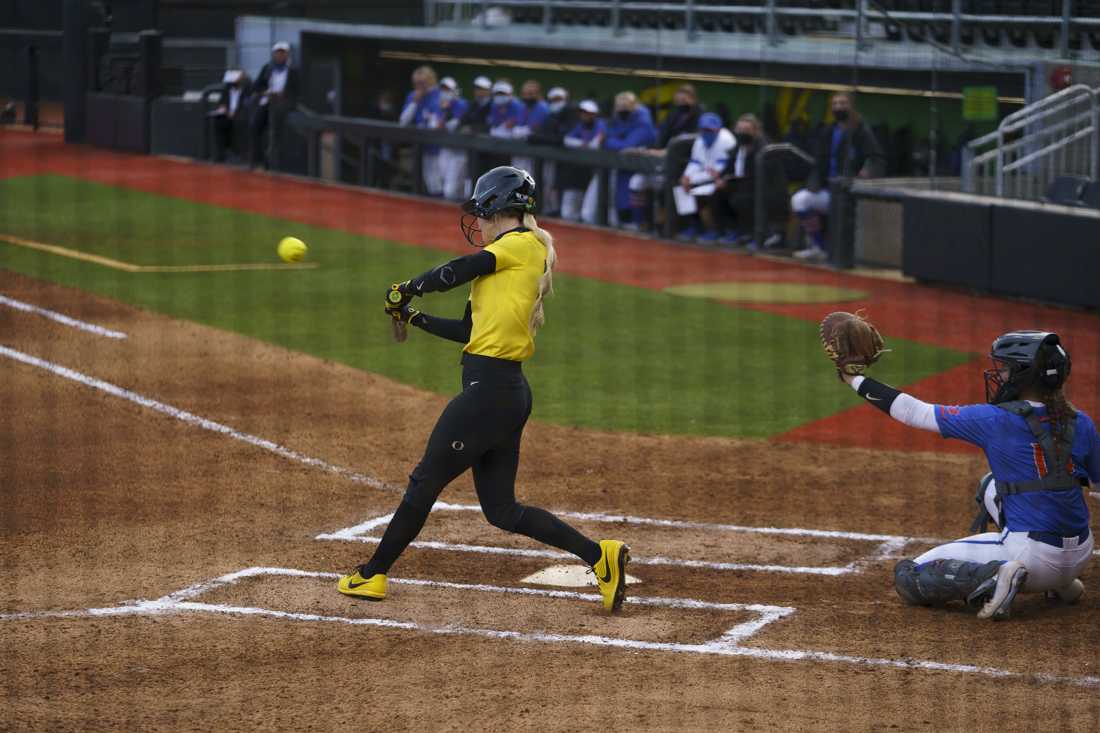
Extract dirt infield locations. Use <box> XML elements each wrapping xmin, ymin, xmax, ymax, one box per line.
<box><xmin>3</xmin><ymin>270</ymin><xmax>1100</xmax><ymax>731</ymax></box>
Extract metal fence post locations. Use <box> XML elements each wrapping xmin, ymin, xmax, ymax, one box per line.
<box><xmin>856</xmin><ymin>0</ymin><xmax>869</xmax><ymax>51</ymax></box>
<box><xmin>597</xmin><ymin>168</ymin><xmax>610</xmax><ymax>226</ymax></box>
<box><xmin>1060</xmin><ymin>0</ymin><xmax>1073</xmax><ymax>59</ymax></box>
<box><xmin>754</xmin><ymin>147</ymin><xmax>767</xmax><ymax>247</ymax></box>
<box><xmin>611</xmin><ymin>0</ymin><xmax>623</xmax><ymax>37</ymax></box>
<box><xmin>481</xmin><ymin>0</ymin><xmax>489</xmax><ymax>30</ymax></box>
<box><xmin>951</xmin><ymin>0</ymin><xmax>962</xmax><ymax>55</ymax></box>
<box><xmin>1092</xmin><ymin>90</ymin><xmax>1100</xmax><ymax>180</ymax></box>
<box><xmin>544</xmin><ymin>0</ymin><xmax>554</xmax><ymax>33</ymax></box>
<box><xmin>766</xmin><ymin>0</ymin><xmax>779</xmax><ymax>47</ymax></box>
<box><xmin>24</xmin><ymin>44</ymin><xmax>39</xmax><ymax>129</ymax></box>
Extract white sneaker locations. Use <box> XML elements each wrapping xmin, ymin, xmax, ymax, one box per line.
<box><xmin>977</xmin><ymin>561</ymin><xmax>1028</xmax><ymax>620</ymax></box>
<box><xmin>792</xmin><ymin>246</ymin><xmax>827</xmax><ymax>262</ymax></box>
<box><xmin>1047</xmin><ymin>578</ymin><xmax>1084</xmax><ymax>605</ymax></box>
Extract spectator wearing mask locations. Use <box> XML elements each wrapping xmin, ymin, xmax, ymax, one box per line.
<box><xmin>399</xmin><ymin>65</ymin><xmax>443</xmax><ymax>196</ymax></box>
<box><xmin>435</xmin><ymin>77</ymin><xmax>470</xmax><ymax>201</ymax></box>
<box><xmin>791</xmin><ymin>91</ymin><xmax>884</xmax><ymax>262</ymax></box>
<box><xmin>486</xmin><ymin>80</ymin><xmax>525</xmax><ymax>169</ymax></box>
<box><xmin>674</xmin><ymin>112</ymin><xmax>735</xmax><ymax>243</ymax></box>
<box><xmin>560</xmin><ymin>99</ymin><xmax>606</xmax><ymax>224</ymax></box>
<box><xmin>626</xmin><ymin>83</ymin><xmax>704</xmax><ymax>229</ymax></box>
<box><xmin>211</xmin><ymin>69</ymin><xmax>251</xmax><ymax>163</ymax></box>
<box><xmin>603</xmin><ymin>91</ymin><xmax>657</xmax><ymax>226</ymax></box>
<box><xmin>511</xmin><ymin>79</ymin><xmax>551</xmax><ymax>175</ymax></box>
<box><xmin>712</xmin><ymin>113</ymin><xmax>788</xmax><ymax>248</ymax></box>
<box><xmin>458</xmin><ymin>75</ymin><xmax>493</xmax><ymax>133</ymax></box>
<box><xmin>249</xmin><ymin>41</ymin><xmax>300</xmax><ymax>170</ymax></box>
<box><xmin>528</xmin><ymin>87</ymin><xmax>577</xmax><ymax>215</ymax></box>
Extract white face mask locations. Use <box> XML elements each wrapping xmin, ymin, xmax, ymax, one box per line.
<box><xmin>549</xmin><ymin>100</ymin><xmax>566</xmax><ymax>114</ymax></box>
<box><xmin>441</xmin><ymin>91</ymin><xmax>456</xmax><ymax>104</ymax></box>
<box><xmin>493</xmin><ymin>94</ymin><xmax>511</xmax><ymax>107</ymax></box>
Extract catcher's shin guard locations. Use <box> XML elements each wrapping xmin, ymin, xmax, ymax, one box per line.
<box><xmin>893</xmin><ymin>558</ymin><xmax>1003</xmax><ymax>608</ymax></box>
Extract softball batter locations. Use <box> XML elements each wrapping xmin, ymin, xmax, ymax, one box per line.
<box><xmin>338</xmin><ymin>166</ymin><xmax>630</xmax><ymax>612</ymax></box>
<box><xmin>833</xmin><ymin>325</ymin><xmax>1096</xmax><ymax>620</ymax></box>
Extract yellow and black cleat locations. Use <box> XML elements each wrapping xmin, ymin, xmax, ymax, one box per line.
<box><xmin>592</xmin><ymin>539</ymin><xmax>630</xmax><ymax>612</ymax></box>
<box><xmin>337</xmin><ymin>567</ymin><xmax>387</xmax><ymax>601</ymax></box>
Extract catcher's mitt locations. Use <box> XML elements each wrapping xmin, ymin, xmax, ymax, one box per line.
<box><xmin>820</xmin><ymin>311</ymin><xmax>887</xmax><ymax>379</ymax></box>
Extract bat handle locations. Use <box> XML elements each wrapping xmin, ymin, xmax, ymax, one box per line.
<box><xmin>392</xmin><ymin>319</ymin><xmax>407</xmax><ymax>343</ymax></box>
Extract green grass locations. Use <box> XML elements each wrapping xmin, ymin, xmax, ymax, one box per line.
<box><xmin>0</xmin><ymin>174</ymin><xmax>973</xmax><ymax>438</ymax></box>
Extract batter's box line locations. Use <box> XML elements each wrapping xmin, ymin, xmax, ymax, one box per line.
<box><xmin>3</xmin><ymin>567</ymin><xmax>1098</xmax><ymax>690</ymax></box>
<box><xmin>316</xmin><ymin>502</ymin><xmax>923</xmax><ymax>576</ymax></box>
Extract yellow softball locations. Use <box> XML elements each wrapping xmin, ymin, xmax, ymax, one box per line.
<box><xmin>277</xmin><ymin>236</ymin><xmax>308</xmax><ymax>263</ymax></box>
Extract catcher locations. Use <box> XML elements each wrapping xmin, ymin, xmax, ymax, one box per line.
<box><xmin>337</xmin><ymin>166</ymin><xmax>630</xmax><ymax>612</ymax></box>
<box><xmin>821</xmin><ymin>313</ymin><xmax>1097</xmax><ymax>620</ymax></box>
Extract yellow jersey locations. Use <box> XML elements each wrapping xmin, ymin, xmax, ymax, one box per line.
<box><xmin>465</xmin><ymin>229</ymin><xmax>547</xmax><ymax>362</ymax></box>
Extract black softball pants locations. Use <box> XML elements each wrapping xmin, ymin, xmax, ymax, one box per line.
<box><xmin>362</xmin><ymin>354</ymin><xmax>601</xmax><ymax>576</ymax></box>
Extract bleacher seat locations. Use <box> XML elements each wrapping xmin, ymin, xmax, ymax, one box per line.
<box><xmin>1043</xmin><ymin>175</ymin><xmax>1090</xmax><ymax>205</ymax></box>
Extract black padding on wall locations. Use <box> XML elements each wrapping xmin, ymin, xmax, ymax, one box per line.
<box><xmin>902</xmin><ymin>196</ymin><xmax>993</xmax><ymax>291</ymax></box>
<box><xmin>991</xmin><ymin>205</ymin><xmax>1100</xmax><ymax>309</ymax></box>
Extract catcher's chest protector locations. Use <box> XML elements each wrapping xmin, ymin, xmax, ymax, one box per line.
<box><xmin>994</xmin><ymin>401</ymin><xmax>1080</xmax><ymax>496</ymax></box>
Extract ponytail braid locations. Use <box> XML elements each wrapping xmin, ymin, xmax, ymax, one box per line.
<box><xmin>522</xmin><ymin>212</ymin><xmax>556</xmax><ymax>335</ymax></box>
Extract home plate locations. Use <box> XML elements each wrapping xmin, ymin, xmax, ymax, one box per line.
<box><xmin>521</xmin><ymin>565</ymin><xmax>642</xmax><ymax>588</ymax></box>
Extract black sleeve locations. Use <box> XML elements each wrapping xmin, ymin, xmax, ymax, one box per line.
<box><xmin>406</xmin><ymin>250</ymin><xmax>496</xmax><ymax>295</ymax></box>
<box><xmin>856</xmin><ymin>377</ymin><xmax>902</xmax><ymax>415</ymax></box>
<box><xmin>413</xmin><ymin>301</ymin><xmax>473</xmax><ymax>344</ymax></box>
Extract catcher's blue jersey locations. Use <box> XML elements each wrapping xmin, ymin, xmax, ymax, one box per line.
<box><xmin>935</xmin><ymin>403</ymin><xmax>1098</xmax><ymax>534</ymax></box>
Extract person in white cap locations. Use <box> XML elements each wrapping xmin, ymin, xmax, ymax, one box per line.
<box><xmin>458</xmin><ymin>75</ymin><xmax>493</xmax><ymax>133</ymax></box>
<box><xmin>435</xmin><ymin>77</ymin><xmax>470</xmax><ymax>201</ymax></box>
<box><xmin>560</xmin><ymin>100</ymin><xmax>606</xmax><ymax>224</ymax></box>
<box><xmin>400</xmin><ymin>66</ymin><xmax>443</xmax><ymax>196</ymax></box>
<box><xmin>485</xmin><ymin>80</ymin><xmax>524</xmax><ymax>169</ymax></box>
<box><xmin>211</xmin><ymin>69</ymin><xmax>251</xmax><ymax>163</ymax></box>
<box><xmin>249</xmin><ymin>41</ymin><xmax>299</xmax><ymax>169</ymax></box>
<box><xmin>528</xmin><ymin>86</ymin><xmax>576</xmax><ymax>215</ymax></box>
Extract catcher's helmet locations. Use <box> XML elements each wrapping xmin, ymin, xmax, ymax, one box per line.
<box><xmin>460</xmin><ymin>166</ymin><xmax>536</xmax><ymax>246</ymax></box>
<box><xmin>983</xmin><ymin>330</ymin><xmax>1071</xmax><ymax>404</ymax></box>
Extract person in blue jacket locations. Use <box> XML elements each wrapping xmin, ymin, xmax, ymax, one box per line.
<box><xmin>399</xmin><ymin>66</ymin><xmax>443</xmax><ymax>195</ymax></box>
<box><xmin>485</xmin><ymin>80</ymin><xmax>526</xmax><ymax>169</ymax></box>
<box><xmin>602</xmin><ymin>91</ymin><xmax>657</xmax><ymax>226</ymax></box>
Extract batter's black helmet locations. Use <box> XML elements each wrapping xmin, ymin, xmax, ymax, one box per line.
<box><xmin>984</xmin><ymin>330</ymin><xmax>1072</xmax><ymax>404</ymax></box>
<box><xmin>459</xmin><ymin>166</ymin><xmax>537</xmax><ymax>246</ymax></box>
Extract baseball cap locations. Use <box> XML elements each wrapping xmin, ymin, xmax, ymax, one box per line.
<box><xmin>272</xmin><ymin>41</ymin><xmax>290</xmax><ymax>53</ymax></box>
<box><xmin>579</xmin><ymin>99</ymin><xmax>599</xmax><ymax>114</ymax></box>
<box><xmin>440</xmin><ymin>76</ymin><xmax>458</xmax><ymax>91</ymax></box>
<box><xmin>547</xmin><ymin>86</ymin><xmax>567</xmax><ymax>101</ymax></box>
<box><xmin>473</xmin><ymin>75</ymin><xmax>492</xmax><ymax>90</ymax></box>
<box><xmin>699</xmin><ymin>112</ymin><xmax>722</xmax><ymax>130</ymax></box>
<box><xmin>491</xmin><ymin>80</ymin><xmax>513</xmax><ymax>95</ymax></box>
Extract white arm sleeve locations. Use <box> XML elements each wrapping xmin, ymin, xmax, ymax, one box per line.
<box><xmin>849</xmin><ymin>376</ymin><xmax>939</xmax><ymax>433</ymax></box>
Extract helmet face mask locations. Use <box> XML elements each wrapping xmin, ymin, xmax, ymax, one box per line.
<box><xmin>983</xmin><ymin>331</ymin><xmax>1070</xmax><ymax>404</ymax></box>
<box><xmin>459</xmin><ymin>166</ymin><xmax>537</xmax><ymax>247</ymax></box>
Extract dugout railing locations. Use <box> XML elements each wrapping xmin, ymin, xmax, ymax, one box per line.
<box><xmin>288</xmin><ymin>110</ymin><xmax>666</xmax><ymax>233</ymax></box>
<box><xmin>285</xmin><ymin>111</ymin><xmax>816</xmax><ymax>250</ymax></box>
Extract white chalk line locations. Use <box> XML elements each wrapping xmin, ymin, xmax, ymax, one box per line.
<box><xmin>316</xmin><ymin>502</ymin><xmax>929</xmax><ymax>576</ymax></box>
<box><xmin>0</xmin><ymin>294</ymin><xmax>127</xmax><ymax>339</ymax></box>
<box><xmin>0</xmin><ymin>345</ymin><xmax>400</xmax><ymax>493</ymax></box>
<box><xmin>3</xmin><ymin>566</ymin><xmax>1097</xmax><ymax>689</ymax></box>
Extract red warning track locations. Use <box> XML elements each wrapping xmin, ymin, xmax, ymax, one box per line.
<box><xmin>4</xmin><ymin>129</ymin><xmax>1097</xmax><ymax>452</ymax></box>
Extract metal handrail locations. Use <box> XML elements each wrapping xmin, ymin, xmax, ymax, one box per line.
<box><xmin>965</xmin><ymin>85</ymin><xmax>1099</xmax><ymax>199</ymax></box>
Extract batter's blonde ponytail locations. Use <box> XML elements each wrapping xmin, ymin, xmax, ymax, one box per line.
<box><xmin>523</xmin><ymin>212</ymin><xmax>556</xmax><ymax>334</ymax></box>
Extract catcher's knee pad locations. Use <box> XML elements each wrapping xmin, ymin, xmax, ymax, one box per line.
<box><xmin>481</xmin><ymin>501</ymin><xmax>524</xmax><ymax>532</ymax></box>
<box><xmin>894</xmin><ymin>558</ymin><xmax>1002</xmax><ymax>607</ymax></box>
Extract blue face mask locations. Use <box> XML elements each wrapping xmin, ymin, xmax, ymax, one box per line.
<box><xmin>700</xmin><ymin>130</ymin><xmax>718</xmax><ymax>146</ymax></box>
